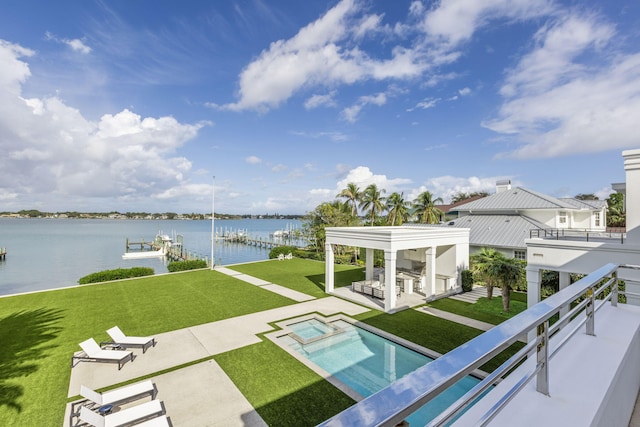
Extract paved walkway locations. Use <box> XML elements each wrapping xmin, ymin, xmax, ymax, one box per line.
<box><xmin>65</xmin><ymin>268</ymin><xmax>369</xmax><ymax>427</ymax></box>
<box><xmin>66</xmin><ymin>269</ymin><xmax>514</xmax><ymax>426</ymax></box>
<box><xmin>420</xmin><ymin>306</ymin><xmax>496</xmax><ymax>332</ymax></box>
<box><xmin>449</xmin><ymin>285</ymin><xmax>501</xmax><ymax>303</ymax></box>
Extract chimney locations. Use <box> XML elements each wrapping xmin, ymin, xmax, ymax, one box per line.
<box><xmin>624</xmin><ymin>149</ymin><xmax>640</xmax><ymax>242</ymax></box>
<box><xmin>496</xmin><ymin>179</ymin><xmax>512</xmax><ymax>194</ymax></box>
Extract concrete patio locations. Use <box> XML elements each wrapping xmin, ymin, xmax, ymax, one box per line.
<box><xmin>65</xmin><ymin>296</ymin><xmax>370</xmax><ymax>426</ymax></box>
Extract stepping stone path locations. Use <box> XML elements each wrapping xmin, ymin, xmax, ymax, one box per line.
<box><xmin>449</xmin><ymin>286</ymin><xmax>501</xmax><ymax>303</ymax></box>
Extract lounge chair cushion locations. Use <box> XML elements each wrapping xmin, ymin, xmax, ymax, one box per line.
<box><xmin>80</xmin><ymin>399</ymin><xmax>164</xmax><ymax>427</ymax></box>
<box><xmin>107</xmin><ymin>326</ymin><xmax>154</xmax><ymax>345</ymax></box>
<box><xmin>80</xmin><ymin>380</ymin><xmax>156</xmax><ymax>406</ymax></box>
<box><xmin>79</xmin><ymin>338</ymin><xmax>132</xmax><ymax>361</ymax></box>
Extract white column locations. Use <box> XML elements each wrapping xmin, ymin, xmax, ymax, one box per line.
<box><xmin>384</xmin><ymin>250</ymin><xmax>397</xmax><ymax>312</ymax></box>
<box><xmin>624</xmin><ymin>149</ymin><xmax>640</xmax><ymax>243</ymax></box>
<box><xmin>366</xmin><ymin>248</ymin><xmax>374</xmax><ymax>280</ymax></box>
<box><xmin>527</xmin><ymin>266</ymin><xmax>542</xmax><ymax>343</ymax></box>
<box><xmin>425</xmin><ymin>247</ymin><xmax>436</xmax><ymax>298</ymax></box>
<box><xmin>325</xmin><ymin>243</ymin><xmax>335</xmax><ymax>293</ymax></box>
<box><xmin>559</xmin><ymin>272</ymin><xmax>571</xmax><ymax>317</ymax></box>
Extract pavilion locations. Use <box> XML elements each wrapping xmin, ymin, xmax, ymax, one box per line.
<box><xmin>324</xmin><ymin>226</ymin><xmax>470</xmax><ymax>312</ymax></box>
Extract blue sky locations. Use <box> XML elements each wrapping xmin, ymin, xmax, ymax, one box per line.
<box><xmin>1</xmin><ymin>0</ymin><xmax>639</xmax><ymax>215</ymax></box>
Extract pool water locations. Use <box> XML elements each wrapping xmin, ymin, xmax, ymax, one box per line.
<box><xmin>279</xmin><ymin>319</ymin><xmax>482</xmax><ymax>425</ymax></box>
<box><xmin>288</xmin><ymin>318</ymin><xmax>337</xmax><ymax>341</ymax></box>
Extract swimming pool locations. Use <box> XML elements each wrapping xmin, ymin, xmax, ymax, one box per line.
<box><xmin>277</xmin><ymin>317</ymin><xmax>482</xmax><ymax>425</ymax></box>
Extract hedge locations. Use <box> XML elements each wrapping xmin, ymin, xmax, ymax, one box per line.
<box><xmin>167</xmin><ymin>260</ymin><xmax>208</xmax><ymax>272</ymax></box>
<box><xmin>78</xmin><ymin>267</ymin><xmax>154</xmax><ymax>284</ymax></box>
<box><xmin>461</xmin><ymin>269</ymin><xmax>474</xmax><ymax>292</ymax></box>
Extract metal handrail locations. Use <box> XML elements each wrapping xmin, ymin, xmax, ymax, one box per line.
<box><xmin>529</xmin><ymin>228</ymin><xmax>625</xmax><ymax>243</ymax></box>
<box><xmin>318</xmin><ymin>263</ymin><xmax>624</xmax><ymax>427</ymax></box>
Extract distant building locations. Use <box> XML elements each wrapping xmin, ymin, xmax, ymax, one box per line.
<box><xmin>413</xmin><ymin>180</ymin><xmax>608</xmax><ymax>259</ymax></box>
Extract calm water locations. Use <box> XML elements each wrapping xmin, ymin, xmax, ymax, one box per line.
<box><xmin>281</xmin><ymin>319</ymin><xmax>481</xmax><ymax>425</ymax></box>
<box><xmin>0</xmin><ymin>218</ymin><xmax>303</xmax><ymax>296</ymax></box>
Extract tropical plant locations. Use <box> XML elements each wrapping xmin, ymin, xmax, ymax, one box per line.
<box><xmin>450</xmin><ymin>191</ymin><xmax>490</xmax><ymax>204</ymax></box>
<box><xmin>412</xmin><ymin>191</ymin><xmax>444</xmax><ymax>224</ymax></box>
<box><xmin>470</xmin><ymin>247</ymin><xmax>502</xmax><ymax>299</ymax></box>
<box><xmin>302</xmin><ymin>201</ymin><xmax>359</xmax><ymax>252</ymax></box>
<box><xmin>337</xmin><ymin>182</ymin><xmax>362</xmax><ymax>218</ymax></box>
<box><xmin>488</xmin><ymin>257</ymin><xmax>524</xmax><ymax>312</ymax></box>
<box><xmin>607</xmin><ymin>192</ymin><xmax>625</xmax><ymax>227</ymax></box>
<box><xmin>386</xmin><ymin>192</ymin><xmax>410</xmax><ymax>226</ymax></box>
<box><xmin>359</xmin><ymin>184</ymin><xmax>386</xmax><ymax>226</ymax></box>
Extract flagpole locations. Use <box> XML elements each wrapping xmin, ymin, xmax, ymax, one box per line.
<box><xmin>211</xmin><ymin>176</ymin><xmax>215</xmax><ymax>270</ymax></box>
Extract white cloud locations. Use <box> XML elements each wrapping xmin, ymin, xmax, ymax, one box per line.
<box><xmin>458</xmin><ymin>87</ymin><xmax>471</xmax><ymax>96</ymax></box>
<box><xmin>423</xmin><ymin>0</ymin><xmax>555</xmax><ymax>46</ymax></box>
<box><xmin>217</xmin><ymin>0</ymin><xmax>433</xmax><ymax>112</ymax></box>
<box><xmin>0</xmin><ymin>40</ymin><xmax>206</xmax><ymax>211</ymax></box>
<box><xmin>304</xmin><ymin>91</ymin><xmax>337</xmax><ymax>109</ymax></box>
<box><xmin>245</xmin><ymin>155</ymin><xmax>262</xmax><ymax>164</ymax></box>
<box><xmin>65</xmin><ymin>38</ymin><xmax>92</xmax><ymax>54</ymax></box>
<box><xmin>342</xmin><ymin>91</ymin><xmax>388</xmax><ymax>122</ymax></box>
<box><xmin>483</xmin><ymin>13</ymin><xmax>640</xmax><ymax>158</ymax></box>
<box><xmin>272</xmin><ymin>163</ymin><xmax>287</xmax><ymax>172</ymax></box>
<box><xmin>336</xmin><ymin>166</ymin><xmax>412</xmax><ymax>194</ymax></box>
<box><xmin>45</xmin><ymin>32</ymin><xmax>91</xmax><ymax>54</ymax></box>
<box><xmin>407</xmin><ymin>97</ymin><xmax>439</xmax><ymax>111</ymax></box>
<box><xmin>410</xmin><ymin>175</ymin><xmax>515</xmax><ymax>203</ymax></box>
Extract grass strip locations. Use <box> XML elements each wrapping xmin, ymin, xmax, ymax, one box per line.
<box><xmin>214</xmin><ymin>340</ymin><xmax>355</xmax><ymax>427</ymax></box>
<box><xmin>229</xmin><ymin>258</ymin><xmax>364</xmax><ymax>298</ymax></box>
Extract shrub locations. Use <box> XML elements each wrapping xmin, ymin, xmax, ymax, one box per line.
<box><xmin>78</xmin><ymin>267</ymin><xmax>154</xmax><ymax>284</ymax></box>
<box><xmin>269</xmin><ymin>246</ymin><xmax>298</xmax><ymax>259</ymax></box>
<box><xmin>167</xmin><ymin>260</ymin><xmax>208</xmax><ymax>272</ymax></box>
<box><xmin>461</xmin><ymin>269</ymin><xmax>474</xmax><ymax>292</ymax></box>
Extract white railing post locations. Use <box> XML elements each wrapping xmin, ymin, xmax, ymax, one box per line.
<box><xmin>536</xmin><ymin>320</ymin><xmax>549</xmax><ymax>395</ymax></box>
<box><xmin>612</xmin><ymin>271</ymin><xmax>618</xmax><ymax>307</ymax></box>
<box><xmin>586</xmin><ymin>288</ymin><xmax>595</xmax><ymax>336</ymax></box>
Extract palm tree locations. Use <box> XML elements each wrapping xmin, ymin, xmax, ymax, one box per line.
<box><xmin>489</xmin><ymin>257</ymin><xmax>524</xmax><ymax>312</ymax></box>
<box><xmin>386</xmin><ymin>192</ymin><xmax>409</xmax><ymax>226</ymax></box>
<box><xmin>359</xmin><ymin>184</ymin><xmax>386</xmax><ymax>226</ymax></box>
<box><xmin>412</xmin><ymin>191</ymin><xmax>444</xmax><ymax>224</ymax></box>
<box><xmin>337</xmin><ymin>183</ymin><xmax>362</xmax><ymax>218</ymax></box>
<box><xmin>470</xmin><ymin>247</ymin><xmax>502</xmax><ymax>299</ymax></box>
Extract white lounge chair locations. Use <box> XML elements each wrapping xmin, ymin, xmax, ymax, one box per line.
<box><xmin>285</xmin><ymin>252</ymin><xmax>293</xmax><ymax>259</ymax></box>
<box><xmin>72</xmin><ymin>338</ymin><xmax>134</xmax><ymax>370</ymax></box>
<box><xmin>70</xmin><ymin>380</ymin><xmax>157</xmax><ymax>425</ymax></box>
<box><xmin>82</xmin><ymin>379</ymin><xmax>157</xmax><ymax>406</ymax></box>
<box><xmin>106</xmin><ymin>326</ymin><xmax>156</xmax><ymax>353</ymax></box>
<box><xmin>277</xmin><ymin>253</ymin><xmax>285</xmax><ymax>260</ymax></box>
<box><xmin>79</xmin><ymin>400</ymin><xmax>165</xmax><ymax>427</ymax></box>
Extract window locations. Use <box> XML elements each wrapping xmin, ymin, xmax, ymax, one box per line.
<box><xmin>558</xmin><ymin>211</ymin><xmax>567</xmax><ymax>226</ymax></box>
<box><xmin>594</xmin><ymin>212</ymin><xmax>601</xmax><ymax>227</ymax></box>
<box><xmin>514</xmin><ymin>250</ymin><xmax>526</xmax><ymax>260</ymax></box>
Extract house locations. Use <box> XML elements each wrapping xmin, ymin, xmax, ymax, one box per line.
<box><xmin>427</xmin><ymin>180</ymin><xmax>608</xmax><ymax>259</ymax></box>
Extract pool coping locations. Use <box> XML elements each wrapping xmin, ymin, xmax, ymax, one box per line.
<box><xmin>265</xmin><ymin>314</ymin><xmax>490</xmax><ymax>404</ymax></box>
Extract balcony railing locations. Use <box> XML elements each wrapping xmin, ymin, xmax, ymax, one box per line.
<box><xmin>529</xmin><ymin>228</ymin><xmax>626</xmax><ymax>243</ymax></box>
<box><xmin>318</xmin><ymin>263</ymin><xmax>640</xmax><ymax>427</ymax></box>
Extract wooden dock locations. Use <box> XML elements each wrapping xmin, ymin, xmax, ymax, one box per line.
<box><xmin>0</xmin><ymin>248</ymin><xmax>6</xmax><ymax>260</ymax></box>
<box><xmin>125</xmin><ymin>235</ymin><xmax>209</xmax><ymax>264</ymax></box>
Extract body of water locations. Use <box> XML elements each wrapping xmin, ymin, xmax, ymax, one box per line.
<box><xmin>0</xmin><ymin>218</ymin><xmax>303</xmax><ymax>296</ymax></box>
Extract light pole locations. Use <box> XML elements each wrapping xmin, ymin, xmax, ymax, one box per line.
<box><xmin>211</xmin><ymin>176</ymin><xmax>215</xmax><ymax>270</ymax></box>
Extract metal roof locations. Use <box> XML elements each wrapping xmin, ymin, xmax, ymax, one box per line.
<box><xmin>453</xmin><ymin>187</ymin><xmax>579</xmax><ymax>212</ymax></box>
<box><xmin>559</xmin><ymin>198</ymin><xmax>607</xmax><ymax>209</ymax></box>
<box><xmin>409</xmin><ymin>214</ymin><xmax>548</xmax><ymax>249</ymax></box>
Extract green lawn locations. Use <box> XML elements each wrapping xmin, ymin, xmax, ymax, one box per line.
<box><xmin>0</xmin><ymin>260</ymin><xmax>524</xmax><ymax>426</ymax></box>
<box><xmin>228</xmin><ymin>258</ymin><xmax>364</xmax><ymax>298</ymax></box>
<box><xmin>0</xmin><ymin>270</ymin><xmax>295</xmax><ymax>427</ymax></box>
<box><xmin>428</xmin><ymin>291</ymin><xmax>528</xmax><ymax>325</ymax></box>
